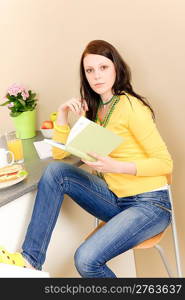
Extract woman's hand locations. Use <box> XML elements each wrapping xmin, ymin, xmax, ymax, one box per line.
<box><xmin>82</xmin><ymin>152</ymin><xmax>137</xmax><ymax>175</ymax></box>
<box><xmin>56</xmin><ymin>98</ymin><xmax>88</xmax><ymax>125</ymax></box>
<box><xmin>81</xmin><ymin>153</ymin><xmax>122</xmax><ymax>173</ymax></box>
<box><xmin>58</xmin><ymin>98</ymin><xmax>88</xmax><ymax>116</ymax></box>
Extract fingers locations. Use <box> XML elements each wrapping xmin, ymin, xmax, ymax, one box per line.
<box><xmin>58</xmin><ymin>97</ymin><xmax>89</xmax><ymax>116</ymax></box>
<box><xmin>82</xmin><ymin>161</ymin><xmax>104</xmax><ymax>172</ymax></box>
<box><xmin>67</xmin><ymin>98</ymin><xmax>81</xmax><ymax>114</ymax></box>
<box><xmin>81</xmin><ymin>99</ymin><xmax>89</xmax><ymax>111</ymax></box>
<box><xmin>82</xmin><ymin>153</ymin><xmax>108</xmax><ymax>172</ymax></box>
<box><xmin>67</xmin><ymin>98</ymin><xmax>89</xmax><ymax>115</ymax></box>
<box><xmin>87</xmin><ymin>152</ymin><xmax>104</xmax><ymax>161</ymax></box>
<box><xmin>68</xmin><ymin>101</ymin><xmax>82</xmax><ymax>115</ymax></box>
<box><xmin>82</xmin><ymin>159</ymin><xmax>102</xmax><ymax>167</ymax></box>
<box><xmin>82</xmin><ymin>154</ymin><xmax>103</xmax><ymax>167</ymax></box>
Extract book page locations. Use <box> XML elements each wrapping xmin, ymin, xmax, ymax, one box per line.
<box><xmin>33</xmin><ymin>141</ymin><xmax>52</xmax><ymax>159</ymax></box>
<box><xmin>66</xmin><ymin>116</ymin><xmax>91</xmax><ymax>145</ymax></box>
<box><xmin>43</xmin><ymin>139</ymin><xmax>66</xmax><ymax>151</ymax></box>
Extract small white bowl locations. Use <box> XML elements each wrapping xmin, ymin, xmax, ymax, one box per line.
<box><xmin>40</xmin><ymin>129</ymin><xmax>54</xmax><ymax>139</ymax></box>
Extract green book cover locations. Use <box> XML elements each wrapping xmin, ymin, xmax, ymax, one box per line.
<box><xmin>44</xmin><ymin>116</ymin><xmax>123</xmax><ymax>161</ymax></box>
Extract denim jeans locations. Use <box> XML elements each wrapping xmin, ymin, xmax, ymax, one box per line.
<box><xmin>22</xmin><ymin>162</ymin><xmax>171</xmax><ymax>277</ymax></box>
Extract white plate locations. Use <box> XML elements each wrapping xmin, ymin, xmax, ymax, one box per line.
<box><xmin>0</xmin><ymin>175</ymin><xmax>27</xmax><ymax>190</ymax></box>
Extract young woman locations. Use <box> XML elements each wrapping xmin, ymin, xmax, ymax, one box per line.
<box><xmin>0</xmin><ymin>40</ymin><xmax>173</xmax><ymax>277</ymax></box>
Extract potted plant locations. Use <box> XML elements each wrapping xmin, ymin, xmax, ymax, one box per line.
<box><xmin>0</xmin><ymin>83</ymin><xmax>38</xmax><ymax>139</ymax></box>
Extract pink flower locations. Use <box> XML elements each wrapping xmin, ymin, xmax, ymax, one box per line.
<box><xmin>21</xmin><ymin>90</ymin><xmax>29</xmax><ymax>100</ymax></box>
<box><xmin>7</xmin><ymin>83</ymin><xmax>25</xmax><ymax>97</ymax></box>
<box><xmin>1</xmin><ymin>83</ymin><xmax>37</xmax><ymax>116</ymax></box>
<box><xmin>8</xmin><ymin>102</ymin><xmax>14</xmax><ymax>108</ymax></box>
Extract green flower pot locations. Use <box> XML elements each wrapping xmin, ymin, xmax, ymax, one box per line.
<box><xmin>12</xmin><ymin>110</ymin><xmax>36</xmax><ymax>139</ymax></box>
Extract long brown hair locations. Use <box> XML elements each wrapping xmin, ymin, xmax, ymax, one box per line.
<box><xmin>80</xmin><ymin>40</ymin><xmax>155</xmax><ymax>121</ymax></box>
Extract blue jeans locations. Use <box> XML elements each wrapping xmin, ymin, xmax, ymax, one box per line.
<box><xmin>22</xmin><ymin>162</ymin><xmax>171</xmax><ymax>277</ymax></box>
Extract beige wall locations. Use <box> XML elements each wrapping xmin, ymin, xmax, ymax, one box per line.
<box><xmin>0</xmin><ymin>0</ymin><xmax>185</xmax><ymax>277</ymax></box>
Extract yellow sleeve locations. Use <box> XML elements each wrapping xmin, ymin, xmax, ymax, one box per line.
<box><xmin>128</xmin><ymin>102</ymin><xmax>173</xmax><ymax>176</ymax></box>
<box><xmin>51</xmin><ymin>122</ymin><xmax>71</xmax><ymax>159</ymax></box>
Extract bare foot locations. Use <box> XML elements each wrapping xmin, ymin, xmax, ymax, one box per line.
<box><xmin>24</xmin><ymin>258</ymin><xmax>36</xmax><ymax>270</ymax></box>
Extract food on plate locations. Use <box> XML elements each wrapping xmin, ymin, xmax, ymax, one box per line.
<box><xmin>50</xmin><ymin>112</ymin><xmax>57</xmax><ymax>122</ymax></box>
<box><xmin>41</xmin><ymin>120</ymin><xmax>54</xmax><ymax>129</ymax></box>
<box><xmin>0</xmin><ymin>164</ymin><xmax>28</xmax><ymax>183</ymax></box>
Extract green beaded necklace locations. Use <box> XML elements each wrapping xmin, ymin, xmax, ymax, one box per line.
<box><xmin>94</xmin><ymin>95</ymin><xmax>120</xmax><ymax>180</ymax></box>
<box><xmin>99</xmin><ymin>95</ymin><xmax>115</xmax><ymax>106</ymax></box>
<box><xmin>96</xmin><ymin>95</ymin><xmax>120</xmax><ymax>127</ymax></box>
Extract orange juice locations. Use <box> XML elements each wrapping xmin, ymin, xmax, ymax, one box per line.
<box><xmin>7</xmin><ymin>139</ymin><xmax>24</xmax><ymax>162</ymax></box>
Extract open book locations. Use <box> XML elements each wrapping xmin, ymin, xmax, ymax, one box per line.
<box><xmin>44</xmin><ymin>116</ymin><xmax>123</xmax><ymax>161</ymax></box>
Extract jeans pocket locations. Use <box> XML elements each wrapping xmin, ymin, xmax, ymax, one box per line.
<box><xmin>152</xmin><ymin>203</ymin><xmax>172</xmax><ymax>213</ymax></box>
<box><xmin>151</xmin><ymin>200</ymin><xmax>172</xmax><ymax>227</ymax></box>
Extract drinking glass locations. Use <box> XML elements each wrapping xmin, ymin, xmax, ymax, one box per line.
<box><xmin>5</xmin><ymin>131</ymin><xmax>24</xmax><ymax>163</ymax></box>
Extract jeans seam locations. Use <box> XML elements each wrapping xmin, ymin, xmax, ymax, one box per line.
<box><xmin>63</xmin><ymin>177</ymin><xmax>119</xmax><ymax>209</ymax></box>
<box><xmin>152</xmin><ymin>203</ymin><xmax>172</xmax><ymax>213</ymax></box>
<box><xmin>37</xmin><ymin>184</ymin><xmax>63</xmax><ymax>267</ymax></box>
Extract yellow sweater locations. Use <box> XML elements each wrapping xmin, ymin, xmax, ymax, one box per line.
<box><xmin>52</xmin><ymin>94</ymin><xmax>173</xmax><ymax>197</ymax></box>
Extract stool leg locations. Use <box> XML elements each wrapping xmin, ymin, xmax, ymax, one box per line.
<box><xmin>168</xmin><ymin>186</ymin><xmax>183</xmax><ymax>277</ymax></box>
<box><xmin>154</xmin><ymin>244</ymin><xmax>174</xmax><ymax>277</ymax></box>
